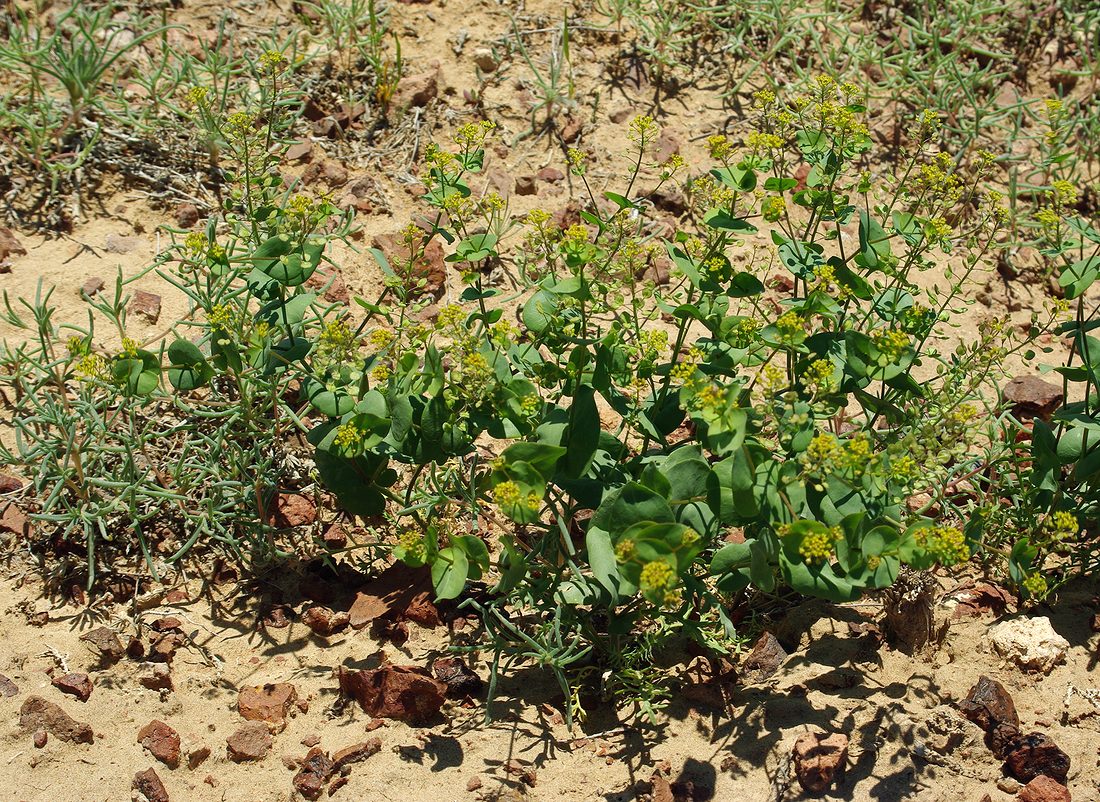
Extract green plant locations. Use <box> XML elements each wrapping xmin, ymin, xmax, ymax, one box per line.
<box><xmin>510</xmin><ymin>12</ymin><xmax>575</xmax><ymax>141</ymax></box>
<box><xmin>0</xmin><ymin>55</ymin><xmax>350</xmax><ymax>585</ymax></box>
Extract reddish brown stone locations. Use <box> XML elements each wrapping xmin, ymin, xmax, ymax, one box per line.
<box><xmin>226</xmin><ymin>721</ymin><xmax>272</xmax><ymax>762</ymax></box>
<box><xmin>960</xmin><ymin>676</ymin><xmax>1020</xmax><ymax>741</ymax></box>
<box><xmin>0</xmin><ymin>474</ymin><xmax>22</xmax><ymax>492</ymax></box>
<box><xmin>79</xmin><ymin>626</ymin><xmax>125</xmax><ymax>664</ymax></box>
<box><xmin>302</xmin><ymin>606</ymin><xmax>350</xmax><ymax>637</ymax></box>
<box><xmin>293</xmin><ymin>746</ymin><xmax>335</xmax><ymax>800</ymax></box>
<box><xmin>740</xmin><ymin>632</ymin><xmax>787</xmax><ymax>683</ymax></box>
<box><xmin>130</xmin><ymin>290</ymin><xmax>162</xmax><ymax>324</ymax></box>
<box><xmin>187</xmin><ymin>745</ymin><xmax>211</xmax><ymax>770</ymax></box>
<box><xmin>138</xmin><ymin>720</ymin><xmax>181</xmax><ymax>768</ymax></box>
<box><xmin>347</xmin><ymin>563</ymin><xmax>436</xmax><ymax>629</ymax></box>
<box><xmin>238</xmin><ymin>683</ymin><xmax>298</xmax><ymax>730</ymax></box>
<box><xmin>33</xmin><ymin>729</ymin><xmax>47</xmax><ymax>748</ymax></box>
<box><xmin>133</xmin><ymin>767</ymin><xmax>169</xmax><ymax>802</ymax></box>
<box><xmin>792</xmin><ymin>732</ymin><xmax>848</xmax><ymax>793</ymax></box>
<box><xmin>337</xmin><ymin>665</ymin><xmax>447</xmax><ymax>724</ymax></box>
<box><xmin>515</xmin><ymin>175</ymin><xmax>537</xmax><ymax>196</ymax></box>
<box><xmin>175</xmin><ymin>203</ymin><xmax>200</xmax><ymax>228</ymax></box>
<box><xmin>20</xmin><ymin>696</ymin><xmax>93</xmax><ymax>743</ymax></box>
<box><xmin>332</xmin><ymin>738</ymin><xmax>382</xmax><ymax>770</ymax></box>
<box><xmin>263</xmin><ymin>604</ymin><xmax>294</xmax><ymax>629</ymax></box>
<box><xmin>1005</xmin><ymin>732</ymin><xmax>1071</xmax><ymax>783</ymax></box>
<box><xmin>273</xmin><ymin>493</ymin><xmax>316</xmax><ymax>528</ymax></box>
<box><xmin>328</xmin><ymin>776</ymin><xmax>349</xmax><ymax>796</ymax></box>
<box><xmin>1019</xmin><ymin>775</ymin><xmax>1072</xmax><ymax>802</ymax></box>
<box><xmin>537</xmin><ymin>167</ymin><xmax>564</xmax><ymax>183</ymax></box>
<box><xmin>51</xmin><ymin>672</ymin><xmax>92</xmax><ymax>702</ymax></box>
<box><xmin>1003</xmin><ymin>375</ymin><xmax>1064</xmax><ymax>421</ymax></box>
<box><xmin>286</xmin><ymin>141</ymin><xmax>314</xmax><ymax>162</ymax></box>
<box><xmin>432</xmin><ymin>657</ymin><xmax>483</xmax><ymax>700</ymax></box>
<box><xmin>151</xmin><ymin>616</ymin><xmax>183</xmax><ymax>632</ymax></box>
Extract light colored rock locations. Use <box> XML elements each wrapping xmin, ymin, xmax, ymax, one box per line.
<box><xmin>989</xmin><ymin>617</ymin><xmax>1069</xmax><ymax>674</ymax></box>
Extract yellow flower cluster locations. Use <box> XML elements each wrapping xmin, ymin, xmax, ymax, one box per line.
<box><xmin>761</xmin><ymin>195</ymin><xmax>786</xmax><ymax>222</ymax></box>
<box><xmin>670</xmin><ymin>345</ymin><xmax>704</xmax><ymax>382</ymax></box>
<box><xmin>775</xmin><ymin>311</ymin><xmax>804</xmax><ymax>343</ymax></box>
<box><xmin>628</xmin><ymin>115</ymin><xmax>659</xmax><ymax>147</ymax></box>
<box><xmin>334</xmin><ymin>420</ymin><xmax>366</xmax><ymax>449</ymax></box>
<box><xmin>797</xmin><ymin>528</ymin><xmax>838</xmax><ymax>564</ymax></box>
<box><xmin>914</xmin><ymin>525</ymin><xmax>969</xmax><ymax>566</ymax></box>
<box><xmin>746</xmin><ymin>131</ymin><xmax>784</xmax><ymax>151</ymax></box>
<box><xmin>707</xmin><ymin>134</ymin><xmax>732</xmax><ymax>160</ymax></box>
<box><xmin>453</xmin><ymin>120</ymin><xmax>495</xmax><ymax>148</ymax></box>
<box><xmin>1046</xmin><ymin>510</ymin><xmax>1078</xmax><ymax>540</ymax></box>
<box><xmin>639</xmin><ymin>560</ymin><xmax>675</xmax><ymax>592</ymax></box>
<box><xmin>493</xmin><ymin>480</ymin><xmax>541</xmax><ymax>512</ymax></box>
<box><xmin>396</xmin><ymin>529</ymin><xmax>426</xmax><ymax>563</ymax></box>
<box><xmin>873</xmin><ymin>329</ymin><xmax>910</xmax><ymax>362</ymax></box>
<box><xmin>1022</xmin><ymin>573</ymin><xmax>1048</xmax><ymax>597</ymax></box>
<box><xmin>802</xmin><ymin>358</ymin><xmax>836</xmax><ymax>396</ymax></box>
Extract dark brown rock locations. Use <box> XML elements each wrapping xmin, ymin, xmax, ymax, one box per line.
<box><xmin>187</xmin><ymin>745</ymin><xmax>211</xmax><ymax>770</ymax></box>
<box><xmin>286</xmin><ymin>141</ymin><xmax>314</xmax><ymax>162</ymax></box>
<box><xmin>537</xmin><ymin>167</ymin><xmax>565</xmax><ymax>183</ymax></box>
<box><xmin>432</xmin><ymin>657</ymin><xmax>484</xmax><ymax>700</ymax></box>
<box><xmin>130</xmin><ymin>290</ymin><xmax>162</xmax><ymax>323</ymax></box>
<box><xmin>151</xmin><ymin>616</ymin><xmax>183</xmax><ymax>632</ymax></box>
<box><xmin>1005</xmin><ymin>732</ymin><xmax>1071</xmax><ymax>783</ymax></box>
<box><xmin>79</xmin><ymin>626</ymin><xmax>125</xmax><ymax>664</ymax></box>
<box><xmin>133</xmin><ymin>768</ymin><xmax>169</xmax><ymax>802</ymax></box>
<box><xmin>238</xmin><ymin>683</ymin><xmax>298</xmax><ymax>730</ymax></box>
<box><xmin>740</xmin><ymin>632</ymin><xmax>787</xmax><ymax>683</ymax></box>
<box><xmin>515</xmin><ymin>175</ymin><xmax>537</xmax><ymax>196</ymax></box>
<box><xmin>960</xmin><ymin>676</ymin><xmax>1020</xmax><ymax>738</ymax></box>
<box><xmin>226</xmin><ymin>721</ymin><xmax>273</xmax><ymax>762</ymax></box>
<box><xmin>51</xmin><ymin>672</ymin><xmax>93</xmax><ymax>702</ymax></box>
<box><xmin>293</xmin><ymin>746</ymin><xmax>335</xmax><ymax>800</ymax></box>
<box><xmin>263</xmin><ymin>604</ymin><xmax>294</xmax><ymax>629</ymax></box>
<box><xmin>0</xmin><ymin>474</ymin><xmax>21</xmax><ymax>493</ymax></box>
<box><xmin>302</xmin><ymin>606</ymin><xmax>350</xmax><ymax>637</ymax></box>
<box><xmin>651</xmin><ymin>186</ymin><xmax>687</xmax><ymax>215</ymax></box>
<box><xmin>792</xmin><ymin>731</ymin><xmax>848</xmax><ymax>793</ymax></box>
<box><xmin>332</xmin><ymin>738</ymin><xmax>381</xmax><ymax>769</ymax></box>
<box><xmin>149</xmin><ymin>632</ymin><xmax>184</xmax><ymax>663</ymax></box>
<box><xmin>337</xmin><ymin>665</ymin><xmax>447</xmax><ymax>724</ymax></box>
<box><xmin>19</xmin><ymin>696</ymin><xmax>93</xmax><ymax>743</ymax></box>
<box><xmin>0</xmin><ymin>673</ymin><xmax>18</xmax><ymax>697</ymax></box>
<box><xmin>138</xmin><ymin>720</ymin><xmax>181</xmax><ymax>768</ymax></box>
<box><xmin>175</xmin><ymin>203</ymin><xmax>200</xmax><ymax>228</ymax></box>
<box><xmin>1019</xmin><ymin>775</ymin><xmax>1072</xmax><ymax>802</ymax></box>
<box><xmin>1003</xmin><ymin>376</ymin><xmax>1064</xmax><ymax>420</ymax></box>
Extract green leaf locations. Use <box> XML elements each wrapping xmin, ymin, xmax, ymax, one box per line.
<box><xmin>560</xmin><ymin>385</ymin><xmax>599</xmax><ymax>479</ymax></box>
<box><xmin>1059</xmin><ymin>256</ymin><xmax>1100</xmax><ymax>299</ymax></box>
<box><xmin>586</xmin><ymin>526</ymin><xmax>624</xmax><ymax>602</ymax></box>
<box><xmin>166</xmin><ymin>339</ymin><xmax>212</xmax><ymax>391</ymax></box>
<box><xmin>432</xmin><ymin>546</ymin><xmax>470</xmax><ymax>600</ymax></box>
<box><xmin>500</xmin><ymin>442</ymin><xmax>566</xmax><ymax>480</ymax></box>
<box><xmin>857</xmin><ymin>209</ymin><xmax>891</xmax><ymax>270</ymax></box>
<box><xmin>591</xmin><ymin>482</ymin><xmax>674</xmax><ymax>535</ymax></box>
<box><xmin>710</xmin><ymin>541</ymin><xmax>751</xmax><ymax>573</ymax></box>
<box><xmin>703</xmin><ymin>208</ymin><xmax>758</xmax><ymax>233</ymax></box>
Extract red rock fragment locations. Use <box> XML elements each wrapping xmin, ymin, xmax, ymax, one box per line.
<box><xmin>133</xmin><ymin>767</ymin><xmax>169</xmax><ymax>802</ymax></box>
<box><xmin>20</xmin><ymin>696</ymin><xmax>93</xmax><ymax>743</ymax></box>
<box><xmin>740</xmin><ymin>632</ymin><xmax>787</xmax><ymax>683</ymax></box>
<box><xmin>370</xmin><ymin>233</ymin><xmax>447</xmax><ymax>300</ymax></box>
<box><xmin>140</xmin><ymin>663</ymin><xmax>174</xmax><ymax>692</ymax></box>
<box><xmin>1019</xmin><ymin>775</ymin><xmax>1072</xmax><ymax>802</ymax></box>
<box><xmin>151</xmin><ymin>616</ymin><xmax>183</xmax><ymax>632</ymax></box>
<box><xmin>130</xmin><ymin>290</ymin><xmax>162</xmax><ymax>323</ymax></box>
<box><xmin>226</xmin><ymin>721</ymin><xmax>273</xmax><ymax>762</ymax></box>
<box><xmin>138</xmin><ymin>720</ymin><xmax>181</xmax><ymax>768</ymax></box>
<box><xmin>51</xmin><ymin>672</ymin><xmax>93</xmax><ymax>702</ymax></box>
<box><xmin>1003</xmin><ymin>375</ymin><xmax>1064</xmax><ymax>420</ymax></box>
<box><xmin>273</xmin><ymin>493</ymin><xmax>317</xmax><ymax>528</ymax></box>
<box><xmin>175</xmin><ymin>203</ymin><xmax>200</xmax><ymax>228</ymax></box>
<box><xmin>302</xmin><ymin>606</ymin><xmax>350</xmax><ymax>637</ymax></box>
<box><xmin>331</xmin><ymin>738</ymin><xmax>382</xmax><ymax>770</ymax></box>
<box><xmin>238</xmin><ymin>683</ymin><xmax>298</xmax><ymax>731</ymax></box>
<box><xmin>293</xmin><ymin>746</ymin><xmax>335</xmax><ymax>800</ymax></box>
<box><xmin>1004</xmin><ymin>732</ymin><xmax>1071</xmax><ymax>783</ymax></box>
<box><xmin>337</xmin><ymin>665</ymin><xmax>447</xmax><ymax>724</ymax></box>
<box><xmin>81</xmin><ymin>277</ymin><xmax>106</xmax><ymax>299</ymax></box>
<box><xmin>792</xmin><ymin>732</ymin><xmax>848</xmax><ymax>793</ymax></box>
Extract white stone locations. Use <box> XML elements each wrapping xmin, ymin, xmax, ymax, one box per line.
<box><xmin>989</xmin><ymin>616</ymin><xmax>1069</xmax><ymax>674</ymax></box>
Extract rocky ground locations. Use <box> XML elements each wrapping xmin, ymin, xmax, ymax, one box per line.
<box><xmin>1</xmin><ymin>539</ymin><xmax>1098</xmax><ymax>802</ymax></box>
